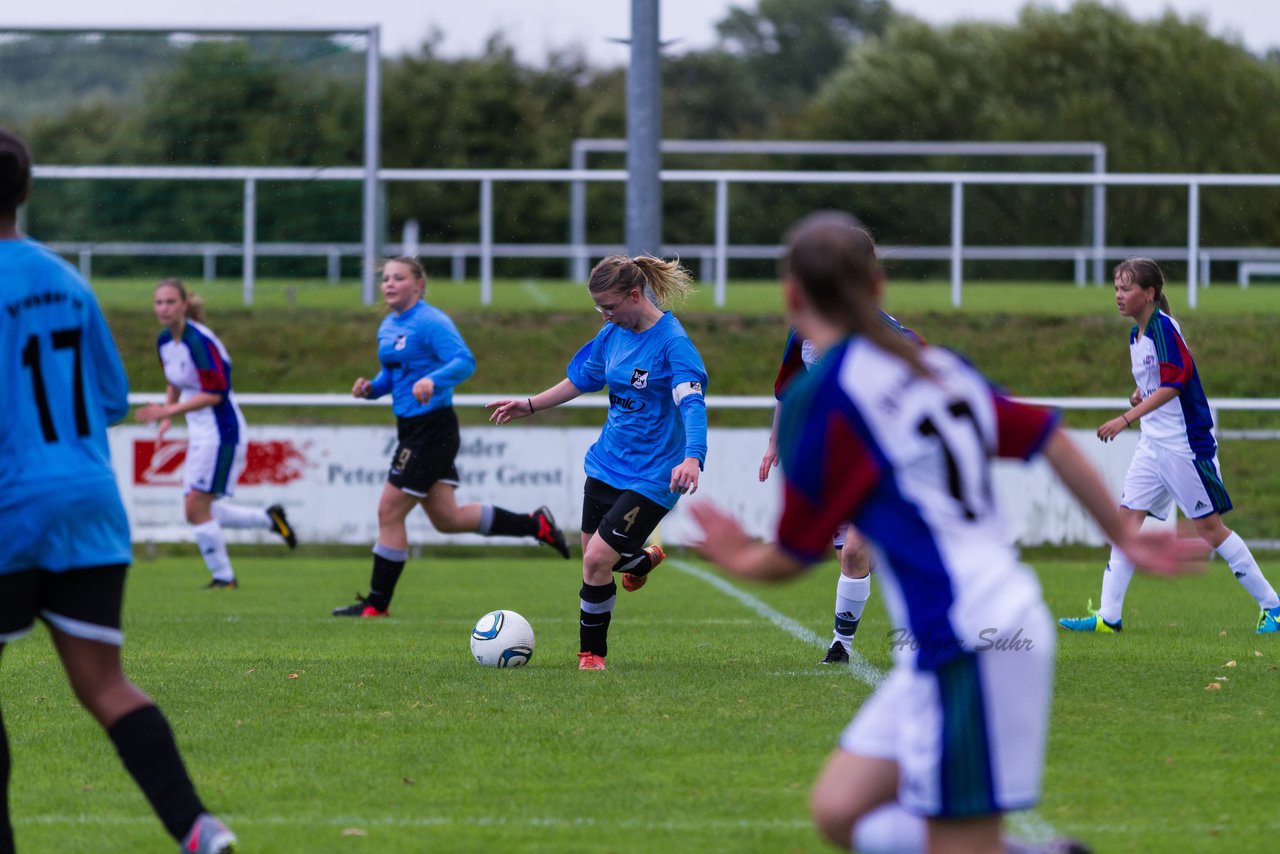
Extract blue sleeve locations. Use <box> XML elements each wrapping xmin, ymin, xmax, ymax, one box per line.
<box><xmin>424</xmin><ymin>315</ymin><xmax>476</xmax><ymax>391</ymax></box>
<box><xmin>668</xmin><ymin>336</ymin><xmax>709</xmax><ymax>465</ymax></box>
<box><xmin>367</xmin><ymin>369</ymin><xmax>391</xmax><ymax>399</ymax></box>
<box><xmin>85</xmin><ymin>297</ymin><xmax>130</xmax><ymax>424</ymax></box>
<box><xmin>566</xmin><ymin>337</ymin><xmax>606</xmax><ymax>393</ymax></box>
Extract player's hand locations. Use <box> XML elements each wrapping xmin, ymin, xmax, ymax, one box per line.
<box><xmin>155</xmin><ymin>418</ymin><xmax>172</xmax><ymax>441</ymax></box>
<box><xmin>688</xmin><ymin>501</ymin><xmax>754</xmax><ymax>568</ymax></box>
<box><xmin>412</xmin><ymin>377</ymin><xmax>435</xmax><ymax>405</ymax></box>
<box><xmin>1129</xmin><ymin>388</ymin><xmax>1143</xmax><ymax>406</ymax></box>
<box><xmin>1096</xmin><ymin>416</ymin><xmax>1129</xmax><ymax>442</ymax></box>
<box><xmin>1120</xmin><ymin>526</ymin><xmax>1209</xmax><ymax>577</ymax></box>
<box><xmin>758</xmin><ymin>446</ymin><xmax>779</xmax><ymax>482</ymax></box>
<box><xmin>486</xmin><ymin>399</ymin><xmax>531</xmax><ymax>425</ymax></box>
<box><xmin>670</xmin><ymin>457</ymin><xmax>701</xmax><ymax>495</ymax></box>
<box><xmin>135</xmin><ymin>403</ymin><xmax>170</xmax><ymax>424</ymax></box>
<box><xmin>352</xmin><ymin>377</ymin><xmax>372</xmax><ymax>399</ymax></box>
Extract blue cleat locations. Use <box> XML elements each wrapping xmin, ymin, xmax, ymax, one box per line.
<box><xmin>1058</xmin><ymin>599</ymin><xmax>1122</xmax><ymax>633</ymax></box>
<box><xmin>1256</xmin><ymin>605</ymin><xmax>1280</xmax><ymax>634</ymax></box>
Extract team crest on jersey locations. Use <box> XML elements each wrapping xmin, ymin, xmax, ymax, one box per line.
<box><xmin>394</xmin><ymin>335</ymin><xmax>407</xmax><ymax>351</ymax></box>
<box><xmin>631</xmin><ymin>368</ymin><xmax>649</xmax><ymax>389</ymax></box>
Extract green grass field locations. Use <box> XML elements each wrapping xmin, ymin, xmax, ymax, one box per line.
<box><xmin>5</xmin><ymin>549</ymin><xmax>1278</xmax><ymax>853</ymax></box>
<box><xmin>91</xmin><ymin>276</ymin><xmax>1280</xmax><ymax>316</ymax></box>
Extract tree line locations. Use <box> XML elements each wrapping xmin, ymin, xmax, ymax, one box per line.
<box><xmin>8</xmin><ymin>0</ymin><xmax>1280</xmax><ymax>279</ymax></box>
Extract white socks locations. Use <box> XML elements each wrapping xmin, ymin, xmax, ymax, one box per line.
<box><xmin>212</xmin><ymin>502</ymin><xmax>271</xmax><ymax>530</ymax></box>
<box><xmin>1097</xmin><ymin>546</ymin><xmax>1135</xmax><ymax>624</ymax></box>
<box><xmin>192</xmin><ymin>520</ymin><xmax>234</xmax><ymax>582</ymax></box>
<box><xmin>834</xmin><ymin>574</ymin><xmax>872</xmax><ymax>646</ymax></box>
<box><xmin>852</xmin><ymin>803</ymin><xmax>925</xmax><ymax>854</ymax></box>
<box><xmin>1217</xmin><ymin>531</ymin><xmax>1280</xmax><ymax>610</ymax></box>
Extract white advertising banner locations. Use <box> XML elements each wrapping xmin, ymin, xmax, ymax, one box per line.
<box><xmin>109</xmin><ymin>425</ymin><xmax>1143</xmax><ymax>547</ymax></box>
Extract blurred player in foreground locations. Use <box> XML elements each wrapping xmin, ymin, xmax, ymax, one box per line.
<box><xmin>690</xmin><ymin>211</ymin><xmax>1203</xmax><ymax>854</ymax></box>
<box><xmin>0</xmin><ymin>128</ymin><xmax>235</xmax><ymax>854</ymax></box>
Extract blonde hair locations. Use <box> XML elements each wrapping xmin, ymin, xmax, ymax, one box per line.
<box><xmin>588</xmin><ymin>254</ymin><xmax>694</xmax><ymax>310</ymax></box>
<box><xmin>155</xmin><ymin>277</ymin><xmax>206</xmax><ymax>324</ymax></box>
<box><xmin>782</xmin><ymin>211</ymin><xmax>928</xmax><ymax>377</ymax></box>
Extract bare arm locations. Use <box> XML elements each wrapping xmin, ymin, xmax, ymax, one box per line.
<box><xmin>1044</xmin><ymin>429</ymin><xmax>1204</xmax><ymax>575</ymax></box>
<box><xmin>487</xmin><ymin>378</ymin><xmax>584</xmax><ymax>424</ymax></box>
<box><xmin>759</xmin><ymin>403</ymin><xmax>782</xmax><ymax>482</ymax></box>
<box><xmin>1098</xmin><ymin>386</ymin><xmax>1179</xmax><ymax>441</ymax></box>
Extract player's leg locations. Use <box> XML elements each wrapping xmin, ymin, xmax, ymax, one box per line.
<box><xmin>422</xmin><ymin>481</ymin><xmax>569</xmax><ymax>558</ymax></box>
<box><xmin>43</xmin><ymin>564</ymin><xmax>235</xmax><ymax>851</ymax></box>
<box><xmin>332</xmin><ymin>483</ymin><xmax>416</xmax><ymax>617</ymax></box>
<box><xmin>825</xmin><ymin>525</ymin><xmax>871</xmax><ymax>664</ymax></box>
<box><xmin>810</xmin><ymin>750</ymin><xmax>903</xmax><ymax>850</ymax></box>
<box><xmin>211</xmin><ymin>499</ymin><xmax>298</xmax><ymax>549</ymax></box>
<box><xmin>185</xmin><ymin>488</ymin><xmax>238</xmax><ymax>588</ymax></box>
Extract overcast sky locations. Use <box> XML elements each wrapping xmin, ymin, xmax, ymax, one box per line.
<box><xmin>5</xmin><ymin>0</ymin><xmax>1277</xmax><ymax>63</ymax></box>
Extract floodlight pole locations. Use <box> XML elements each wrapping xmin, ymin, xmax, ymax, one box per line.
<box><xmin>361</xmin><ymin>25</ymin><xmax>382</xmax><ymax>305</ymax></box>
<box><xmin>626</xmin><ymin>0</ymin><xmax>662</xmax><ymax>259</ymax></box>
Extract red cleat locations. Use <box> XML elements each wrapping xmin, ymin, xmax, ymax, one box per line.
<box><xmin>622</xmin><ymin>544</ymin><xmax>666</xmax><ymax>592</ymax></box>
<box><xmin>577</xmin><ymin>651</ymin><xmax>607</xmax><ymax>671</ymax></box>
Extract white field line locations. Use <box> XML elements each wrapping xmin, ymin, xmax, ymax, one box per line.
<box><xmin>518</xmin><ymin>279</ymin><xmax>552</xmax><ymax>305</ymax></box>
<box><xmin>668</xmin><ymin>558</ymin><xmax>1056</xmax><ymax>845</ymax></box>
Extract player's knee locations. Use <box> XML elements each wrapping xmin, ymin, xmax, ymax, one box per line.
<box><xmin>810</xmin><ymin>788</ymin><xmax>857</xmax><ymax>848</ymax></box>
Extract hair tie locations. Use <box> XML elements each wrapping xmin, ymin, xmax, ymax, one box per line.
<box><xmin>527</xmin><ymin>397</ymin><xmax>535</xmax><ymax>414</ymax></box>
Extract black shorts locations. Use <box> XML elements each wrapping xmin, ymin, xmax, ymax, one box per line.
<box><xmin>581</xmin><ymin>476</ymin><xmax>669</xmax><ymax>557</ymax></box>
<box><xmin>0</xmin><ymin>565</ymin><xmax>129</xmax><ymax>647</ymax></box>
<box><xmin>388</xmin><ymin>408</ymin><xmax>461</xmax><ymax>497</ymax></box>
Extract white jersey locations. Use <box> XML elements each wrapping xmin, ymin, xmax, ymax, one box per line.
<box><xmin>1128</xmin><ymin>311</ymin><xmax>1216</xmax><ymax>459</ymax></box>
<box><xmin>155</xmin><ymin>320</ymin><xmax>245</xmax><ymax>445</ymax></box>
<box><xmin>776</xmin><ymin>339</ymin><xmax>1060</xmax><ymax>670</ymax></box>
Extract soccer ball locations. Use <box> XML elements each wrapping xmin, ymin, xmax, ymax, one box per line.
<box><xmin>470</xmin><ymin>610</ymin><xmax>535</xmax><ymax>668</ymax></box>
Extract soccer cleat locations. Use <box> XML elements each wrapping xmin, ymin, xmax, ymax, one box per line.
<box><xmin>332</xmin><ymin>593</ymin><xmax>389</xmax><ymax>618</ymax></box>
<box><xmin>821</xmin><ymin>640</ymin><xmax>850</xmax><ymax>665</ymax></box>
<box><xmin>532</xmin><ymin>506</ymin><xmax>571</xmax><ymax>559</ymax></box>
<box><xmin>204</xmin><ymin>579</ymin><xmax>238</xmax><ymax>590</ymax></box>
<box><xmin>181</xmin><ymin>813</ymin><xmax>237</xmax><ymax>854</ymax></box>
<box><xmin>622</xmin><ymin>544</ymin><xmax>666</xmax><ymax>592</ymax></box>
<box><xmin>1256</xmin><ymin>605</ymin><xmax>1280</xmax><ymax>634</ymax></box>
<box><xmin>266</xmin><ymin>504</ymin><xmax>297</xmax><ymax>549</ymax></box>
<box><xmin>577</xmin><ymin>651</ymin><xmax>607</xmax><ymax>671</ymax></box>
<box><xmin>1058</xmin><ymin>599</ymin><xmax>1121</xmax><ymax>633</ymax></box>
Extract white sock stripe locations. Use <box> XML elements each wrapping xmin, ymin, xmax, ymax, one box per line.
<box><xmin>40</xmin><ymin>610</ymin><xmax>123</xmax><ymax>646</ymax></box>
<box><xmin>580</xmin><ymin>597</ymin><xmax>616</xmax><ymax>614</ymax></box>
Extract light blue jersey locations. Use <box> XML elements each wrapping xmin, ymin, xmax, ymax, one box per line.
<box><xmin>567</xmin><ymin>311</ymin><xmax>708</xmax><ymax>509</ymax></box>
<box><xmin>365</xmin><ymin>299</ymin><xmax>477</xmax><ymax>417</ymax></box>
<box><xmin>0</xmin><ymin>237</ymin><xmax>131</xmax><ymax>573</ymax></box>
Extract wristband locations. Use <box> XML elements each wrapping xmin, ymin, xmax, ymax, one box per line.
<box><xmin>1121</xmin><ymin>413</ymin><xmax>1130</xmax><ymax>426</ymax></box>
<box><xmin>528</xmin><ymin>397</ymin><xmax>535</xmax><ymax>414</ymax></box>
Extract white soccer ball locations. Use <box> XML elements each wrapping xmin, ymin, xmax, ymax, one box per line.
<box><xmin>470</xmin><ymin>610</ymin><xmax>535</xmax><ymax>668</ymax></box>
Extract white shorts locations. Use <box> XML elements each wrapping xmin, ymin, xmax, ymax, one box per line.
<box><xmin>1121</xmin><ymin>435</ymin><xmax>1232</xmax><ymax>520</ymax></box>
<box><xmin>183</xmin><ymin>438</ymin><xmax>247</xmax><ymax>498</ymax></box>
<box><xmin>840</xmin><ymin>603</ymin><xmax>1055</xmax><ymax>818</ymax></box>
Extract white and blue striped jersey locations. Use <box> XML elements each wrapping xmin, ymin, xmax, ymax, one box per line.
<box><xmin>1</xmin><ymin>237</ymin><xmax>131</xmax><ymax>572</ymax></box>
<box><xmin>156</xmin><ymin>320</ymin><xmax>244</xmax><ymax>446</ymax></box>
<box><xmin>776</xmin><ymin>337</ymin><xmax>1059</xmax><ymax>670</ymax></box>
<box><xmin>567</xmin><ymin>311</ymin><xmax>708</xmax><ymax>510</ymax></box>
<box><xmin>366</xmin><ymin>300</ymin><xmax>476</xmax><ymax>417</ymax></box>
<box><xmin>1130</xmin><ymin>311</ymin><xmax>1215</xmax><ymax>459</ymax></box>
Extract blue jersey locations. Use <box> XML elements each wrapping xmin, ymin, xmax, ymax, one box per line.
<box><xmin>0</xmin><ymin>237</ymin><xmax>131</xmax><ymax>573</ymax></box>
<box><xmin>366</xmin><ymin>300</ymin><xmax>476</xmax><ymax>417</ymax></box>
<box><xmin>567</xmin><ymin>312</ymin><xmax>708</xmax><ymax>509</ymax></box>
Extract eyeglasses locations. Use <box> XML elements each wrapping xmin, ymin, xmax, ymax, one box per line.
<box><xmin>593</xmin><ymin>289</ymin><xmax>635</xmax><ymax>316</ymax></box>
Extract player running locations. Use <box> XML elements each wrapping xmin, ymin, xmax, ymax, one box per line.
<box><xmin>1059</xmin><ymin>257</ymin><xmax>1280</xmax><ymax>634</ymax></box>
<box><xmin>691</xmin><ymin>211</ymin><xmax>1202</xmax><ymax>854</ymax></box>
<box><xmin>0</xmin><ymin>127</ymin><xmax>236</xmax><ymax>854</ymax></box>
<box><xmin>332</xmin><ymin>257</ymin><xmax>569</xmax><ymax>618</ymax></box>
<box><xmin>135</xmin><ymin>278</ymin><xmax>297</xmax><ymax>589</ymax></box>
<box><xmin>488</xmin><ymin>254</ymin><xmax>708</xmax><ymax>671</ymax></box>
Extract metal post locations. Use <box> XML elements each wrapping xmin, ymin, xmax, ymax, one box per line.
<box><xmin>950</xmin><ymin>182</ymin><xmax>964</xmax><ymax>308</ymax></box>
<box><xmin>402</xmin><ymin>218</ymin><xmax>420</xmax><ymax>257</ymax></box>
<box><xmin>570</xmin><ymin>141</ymin><xmax>588</xmax><ymax>281</ymax></box>
<box><xmin>626</xmin><ymin>0</ymin><xmax>662</xmax><ymax>257</ymax></box>
<box><xmin>203</xmin><ymin>249</ymin><xmax>216</xmax><ymax>281</ymax></box>
<box><xmin>480</xmin><ymin>179</ymin><xmax>493</xmax><ymax>306</ymax></box>
<box><xmin>714</xmin><ymin>179</ymin><xmax>728</xmax><ymax>307</ymax></box>
<box><xmin>1187</xmin><ymin>182</ymin><xmax>1199</xmax><ymax>309</ymax></box>
<box><xmin>452</xmin><ymin>249</ymin><xmax>466</xmax><ymax>282</ymax></box>
<box><xmin>327</xmin><ymin>249</ymin><xmax>340</xmax><ymax>283</ymax></box>
<box><xmin>361</xmin><ymin>25</ymin><xmax>382</xmax><ymax>306</ymax></box>
<box><xmin>79</xmin><ymin>250</ymin><xmax>91</xmax><ymax>279</ymax></box>
<box><xmin>243</xmin><ymin>177</ymin><xmax>256</xmax><ymax>306</ymax></box>
<box><xmin>1093</xmin><ymin>148</ymin><xmax>1106</xmax><ymax>284</ymax></box>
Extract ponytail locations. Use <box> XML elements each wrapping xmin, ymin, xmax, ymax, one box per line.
<box><xmin>155</xmin><ymin>277</ymin><xmax>206</xmax><ymax>323</ymax></box>
<box><xmin>588</xmin><ymin>254</ymin><xmax>695</xmax><ymax>310</ymax></box>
